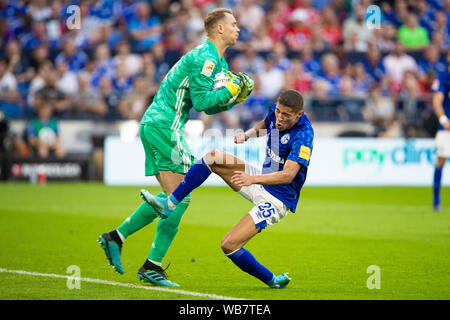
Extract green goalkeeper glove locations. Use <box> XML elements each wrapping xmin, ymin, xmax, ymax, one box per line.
<box><xmin>224</xmin><ymin>71</ymin><xmax>243</xmax><ymax>97</ymax></box>
<box><xmin>236</xmin><ymin>72</ymin><xmax>254</xmax><ymax>103</ymax></box>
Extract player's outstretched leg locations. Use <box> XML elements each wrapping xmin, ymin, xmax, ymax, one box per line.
<box><xmin>222</xmin><ymin>215</ymin><xmax>291</xmax><ymax>289</ymax></box>
<box><xmin>266</xmin><ymin>273</ymin><xmax>292</xmax><ymax>289</ymax></box>
<box><xmin>225</xmin><ymin>247</ymin><xmax>291</xmax><ymax>289</ymax></box>
<box><xmin>98</xmin><ymin>192</ymin><xmax>166</xmax><ymax>274</ymax></box>
<box><xmin>137</xmin><ymin>195</ymin><xmax>190</xmax><ymax>287</ymax></box>
<box><xmin>141</xmin><ymin>158</ymin><xmax>212</xmax><ymax>219</ymax></box>
<box><xmin>97</xmin><ymin>230</ymin><xmax>124</xmax><ymax>274</ymax></box>
<box><xmin>137</xmin><ymin>259</ymin><xmax>180</xmax><ymax>287</ymax></box>
<box><xmin>140</xmin><ymin>189</ymin><xmax>174</xmax><ymax>219</ymax></box>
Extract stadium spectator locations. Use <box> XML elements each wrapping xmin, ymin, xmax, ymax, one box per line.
<box><xmin>336</xmin><ymin>75</ymin><xmax>364</xmax><ymax>121</ymax></box>
<box><xmin>284</xmin><ymin>58</ymin><xmax>313</xmax><ymax>94</ymax></box>
<box><xmin>418</xmin><ymin>44</ymin><xmax>447</xmax><ymax>77</ymax></box>
<box><xmin>368</xmin><ymin>22</ymin><xmax>396</xmax><ymax>52</ymax></box>
<box><xmin>55</xmin><ymin>37</ymin><xmax>88</xmax><ymax>73</ymax></box>
<box><xmin>316</xmin><ymin>53</ymin><xmax>342</xmax><ymax>97</ymax></box>
<box><xmin>166</xmin><ymin>7</ymin><xmax>190</xmax><ymax>47</ymax></box>
<box><xmin>362</xmin><ymin>46</ymin><xmax>386</xmax><ymax>83</ymax></box>
<box><xmin>27</xmin><ymin>62</ymin><xmax>48</xmax><ymax>108</ymax></box>
<box><xmin>383</xmin><ymin>41</ymin><xmax>418</xmax><ymax>93</ymax></box>
<box><xmin>117</xmin><ymin>75</ymin><xmax>155</xmax><ymax>120</ymax></box>
<box><xmin>99</xmin><ymin>76</ymin><xmax>120</xmax><ymax>118</ymax></box>
<box><xmin>72</xmin><ymin>72</ymin><xmax>108</xmax><ymax>118</ymax></box>
<box><xmin>352</xmin><ymin>62</ymin><xmax>373</xmax><ymax>97</ymax></box>
<box><xmin>236</xmin><ymin>42</ymin><xmax>264</xmax><ymax>76</ymax></box>
<box><xmin>150</xmin><ymin>42</ymin><xmax>172</xmax><ymax>84</ymax></box>
<box><xmin>258</xmin><ymin>58</ymin><xmax>285</xmax><ymax>101</ymax></box>
<box><xmin>135</xmin><ymin>52</ymin><xmax>157</xmax><ymax>89</ymax></box>
<box><xmin>285</xmin><ymin>9</ymin><xmax>311</xmax><ymax>50</ymax></box>
<box><xmin>55</xmin><ymin>61</ymin><xmax>78</xmax><ymax>98</ymax></box>
<box><xmin>113</xmin><ymin>40</ymin><xmax>143</xmax><ymax>77</ymax></box>
<box><xmin>0</xmin><ymin>59</ymin><xmax>22</xmax><ymax>118</ymax></box>
<box><xmin>0</xmin><ymin>18</ymin><xmax>14</xmax><ymax>52</ymax></box>
<box><xmin>327</xmin><ymin>0</ymin><xmax>349</xmax><ymax>24</ymax></box>
<box><xmin>309</xmin><ymin>19</ymin><xmax>328</xmax><ymax>52</ymax></box>
<box><xmin>237</xmin><ymin>77</ymin><xmax>271</xmax><ymax>130</ymax></box>
<box><xmin>414</xmin><ymin>0</ymin><xmax>435</xmax><ymax>36</ymax></box>
<box><xmin>264</xmin><ymin>2</ymin><xmax>288</xmax><ymax>44</ymax></box>
<box><xmin>33</xmin><ymin>62</ymin><xmax>70</xmax><ymax>115</ymax></box>
<box><xmin>291</xmin><ymin>0</ymin><xmax>321</xmax><ymax>24</ymax></box>
<box><xmin>320</xmin><ymin>6</ymin><xmax>342</xmax><ymax>47</ymax></box>
<box><xmin>362</xmin><ymin>83</ymin><xmax>398</xmax><ymax>138</ymax></box>
<box><xmin>29</xmin><ymin>45</ymin><xmax>50</xmax><ymax>73</ymax></box>
<box><xmin>90</xmin><ymin>43</ymin><xmax>115</xmax><ymax>89</ymax></box>
<box><xmin>234</xmin><ymin>0</ymin><xmax>264</xmax><ymax>38</ymax></box>
<box><xmin>299</xmin><ymin>41</ymin><xmax>321</xmax><ymax>75</ymax></box>
<box><xmin>114</xmin><ymin>0</ymin><xmax>139</xmax><ymax>25</ymax></box>
<box><xmin>45</xmin><ymin>0</ymin><xmax>65</xmax><ymax>48</ymax></box>
<box><xmin>76</xmin><ymin>0</ymin><xmax>103</xmax><ymax>45</ymax></box>
<box><xmin>3</xmin><ymin>40</ymin><xmax>31</xmax><ymax>83</ymax></box>
<box><xmin>89</xmin><ymin>23</ymin><xmax>125</xmax><ymax>50</ymax></box>
<box><xmin>26</xmin><ymin>0</ymin><xmax>51</xmax><ymax>22</ymax></box>
<box><xmin>383</xmin><ymin>0</ymin><xmax>409</xmax><ymax>28</ymax></box>
<box><xmin>112</xmin><ymin>62</ymin><xmax>134</xmax><ymax>98</ymax></box>
<box><xmin>27</xmin><ymin>103</ymin><xmax>65</xmax><ymax>158</ymax></box>
<box><xmin>151</xmin><ymin>0</ymin><xmax>171</xmax><ymax>22</ymax></box>
<box><xmin>310</xmin><ymin>79</ymin><xmax>338</xmax><ymax>121</ymax></box>
<box><xmin>270</xmin><ymin>42</ymin><xmax>291</xmax><ymax>72</ymax></box>
<box><xmin>128</xmin><ymin>1</ymin><xmax>163</xmax><ymax>52</ymax></box>
<box><xmin>331</xmin><ymin>40</ymin><xmax>351</xmax><ymax>72</ymax></box>
<box><xmin>343</xmin><ymin>4</ymin><xmax>373</xmax><ymax>52</ymax></box>
<box><xmin>397</xmin><ymin>12</ymin><xmax>430</xmax><ymax>50</ymax></box>
<box><xmin>430</xmin><ymin>10</ymin><xmax>450</xmax><ymax>53</ymax></box>
<box><xmin>21</xmin><ymin>21</ymin><xmax>49</xmax><ymax>50</ymax></box>
<box><xmin>250</xmin><ymin>22</ymin><xmax>273</xmax><ymax>51</ymax></box>
<box><xmin>398</xmin><ymin>70</ymin><xmax>426</xmax><ymax>137</ymax></box>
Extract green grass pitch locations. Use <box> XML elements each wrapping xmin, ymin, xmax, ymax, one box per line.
<box><xmin>0</xmin><ymin>183</ymin><xmax>449</xmax><ymax>300</ymax></box>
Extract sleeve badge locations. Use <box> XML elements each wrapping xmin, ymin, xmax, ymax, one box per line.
<box><xmin>299</xmin><ymin>145</ymin><xmax>311</xmax><ymax>161</ymax></box>
<box><xmin>201</xmin><ymin>60</ymin><xmax>215</xmax><ymax>77</ymax></box>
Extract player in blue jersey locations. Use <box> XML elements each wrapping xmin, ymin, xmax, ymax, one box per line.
<box><xmin>140</xmin><ymin>90</ymin><xmax>314</xmax><ymax>288</ymax></box>
<box><xmin>431</xmin><ymin>50</ymin><xmax>450</xmax><ymax>212</ymax></box>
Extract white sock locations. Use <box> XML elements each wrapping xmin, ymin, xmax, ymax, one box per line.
<box><xmin>116</xmin><ymin>229</ymin><xmax>126</xmax><ymax>243</ymax></box>
<box><xmin>167</xmin><ymin>198</ymin><xmax>176</xmax><ymax>210</ymax></box>
<box><xmin>148</xmin><ymin>259</ymin><xmax>162</xmax><ymax>267</ymax></box>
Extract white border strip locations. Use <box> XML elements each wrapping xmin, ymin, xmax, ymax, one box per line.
<box><xmin>0</xmin><ymin>268</ymin><xmax>246</xmax><ymax>300</ymax></box>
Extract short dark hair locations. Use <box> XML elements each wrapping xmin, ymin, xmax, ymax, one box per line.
<box><xmin>277</xmin><ymin>90</ymin><xmax>304</xmax><ymax>111</ymax></box>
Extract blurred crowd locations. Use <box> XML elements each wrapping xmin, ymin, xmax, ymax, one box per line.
<box><xmin>0</xmin><ymin>0</ymin><xmax>449</xmax><ymax>156</ymax></box>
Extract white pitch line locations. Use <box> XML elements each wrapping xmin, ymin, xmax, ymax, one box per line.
<box><xmin>0</xmin><ymin>268</ymin><xmax>246</xmax><ymax>300</ymax></box>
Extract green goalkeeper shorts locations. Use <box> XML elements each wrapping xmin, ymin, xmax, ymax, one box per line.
<box><xmin>140</xmin><ymin>124</ymin><xmax>196</xmax><ymax>176</ymax></box>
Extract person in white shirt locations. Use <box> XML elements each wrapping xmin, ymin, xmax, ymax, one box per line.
<box><xmin>382</xmin><ymin>41</ymin><xmax>418</xmax><ymax>86</ymax></box>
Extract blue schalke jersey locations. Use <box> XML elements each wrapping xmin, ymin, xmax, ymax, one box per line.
<box><xmin>431</xmin><ymin>65</ymin><xmax>450</xmax><ymax>131</ymax></box>
<box><xmin>261</xmin><ymin>104</ymin><xmax>314</xmax><ymax>213</ymax></box>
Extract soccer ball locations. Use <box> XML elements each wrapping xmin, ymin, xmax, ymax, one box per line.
<box><xmin>38</xmin><ymin>127</ymin><xmax>57</xmax><ymax>144</ymax></box>
<box><xmin>212</xmin><ymin>72</ymin><xmax>238</xmax><ymax>106</ymax></box>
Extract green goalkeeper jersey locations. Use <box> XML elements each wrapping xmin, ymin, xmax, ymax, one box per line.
<box><xmin>141</xmin><ymin>39</ymin><xmax>236</xmax><ymax>130</ymax></box>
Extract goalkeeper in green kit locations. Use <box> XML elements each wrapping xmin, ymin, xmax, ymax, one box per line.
<box><xmin>98</xmin><ymin>8</ymin><xmax>254</xmax><ymax>287</ymax></box>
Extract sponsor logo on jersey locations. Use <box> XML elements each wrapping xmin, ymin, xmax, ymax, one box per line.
<box><xmin>267</xmin><ymin>146</ymin><xmax>285</xmax><ymax>164</ymax></box>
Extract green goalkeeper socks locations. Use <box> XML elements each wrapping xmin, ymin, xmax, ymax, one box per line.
<box><xmin>147</xmin><ymin>194</ymin><xmax>191</xmax><ymax>263</ymax></box>
<box><xmin>117</xmin><ymin>192</ymin><xmax>167</xmax><ymax>239</ymax></box>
